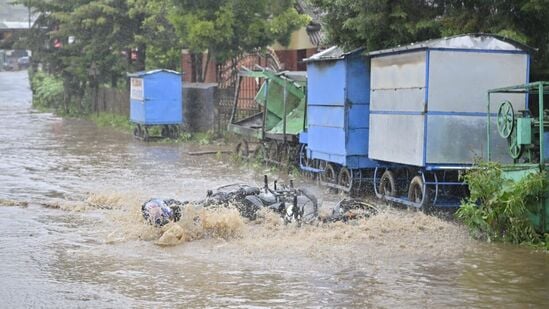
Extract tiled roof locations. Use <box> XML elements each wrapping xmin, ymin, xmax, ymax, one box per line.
<box><xmin>296</xmin><ymin>0</ymin><xmax>326</xmax><ymax>48</ymax></box>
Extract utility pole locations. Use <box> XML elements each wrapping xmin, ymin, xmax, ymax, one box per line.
<box><xmin>27</xmin><ymin>0</ymin><xmax>31</xmax><ymax>30</ymax></box>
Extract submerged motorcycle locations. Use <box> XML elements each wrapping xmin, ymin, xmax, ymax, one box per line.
<box><xmin>142</xmin><ymin>176</ymin><xmax>318</xmax><ymax>226</ymax></box>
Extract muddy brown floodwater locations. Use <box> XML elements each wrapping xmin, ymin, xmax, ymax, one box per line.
<box><xmin>0</xmin><ymin>70</ymin><xmax>547</xmax><ymax>308</ymax></box>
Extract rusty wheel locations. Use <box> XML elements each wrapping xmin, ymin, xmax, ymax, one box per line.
<box><xmin>235</xmin><ymin>140</ymin><xmax>249</xmax><ymax>159</ymax></box>
<box><xmin>338</xmin><ymin>167</ymin><xmax>353</xmax><ymax>193</ymax></box>
<box><xmin>408</xmin><ymin>175</ymin><xmax>432</xmax><ymax>211</ymax></box>
<box><xmin>321</xmin><ymin>163</ymin><xmax>338</xmax><ymax>193</ymax></box>
<box><xmin>379</xmin><ymin>170</ymin><xmax>397</xmax><ymax>197</ymax></box>
<box><xmin>266</xmin><ymin>141</ymin><xmax>279</xmax><ymax>163</ymax></box>
<box><xmin>252</xmin><ymin>142</ymin><xmax>267</xmax><ymax>162</ymax></box>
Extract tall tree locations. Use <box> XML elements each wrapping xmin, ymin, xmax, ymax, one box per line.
<box><xmin>312</xmin><ymin>0</ymin><xmax>549</xmax><ymax>78</ymax></box>
<box><xmin>18</xmin><ymin>0</ymin><xmax>146</xmax><ymax>112</ymax></box>
<box><xmin>128</xmin><ymin>0</ymin><xmax>181</xmax><ymax>70</ymax></box>
<box><xmin>168</xmin><ymin>0</ymin><xmax>309</xmax><ymax>81</ymax></box>
<box><xmin>311</xmin><ymin>0</ymin><xmax>441</xmax><ymax>50</ymax></box>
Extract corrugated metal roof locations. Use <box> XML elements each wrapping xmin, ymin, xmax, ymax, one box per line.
<box><xmin>280</xmin><ymin>71</ymin><xmax>307</xmax><ymax>83</ymax></box>
<box><xmin>304</xmin><ymin>46</ymin><xmax>366</xmax><ymax>62</ymax></box>
<box><xmin>367</xmin><ymin>33</ymin><xmax>533</xmax><ymax>56</ymax></box>
<box><xmin>127</xmin><ymin>69</ymin><xmax>182</xmax><ymax>77</ymax></box>
<box><xmin>0</xmin><ymin>21</ymin><xmax>30</xmax><ymax>30</ymax></box>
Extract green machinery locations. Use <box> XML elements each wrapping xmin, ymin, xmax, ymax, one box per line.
<box><xmin>488</xmin><ymin>81</ymin><xmax>549</xmax><ymax>233</ymax></box>
<box><xmin>228</xmin><ymin>67</ymin><xmax>306</xmax><ymax>164</ymax></box>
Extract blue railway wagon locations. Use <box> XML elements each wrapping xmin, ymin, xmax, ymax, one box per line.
<box><xmin>128</xmin><ymin>69</ymin><xmax>183</xmax><ymax>140</ymax></box>
<box><xmin>301</xmin><ymin>47</ymin><xmax>376</xmax><ymax>192</ymax></box>
<box><xmin>367</xmin><ymin>34</ymin><xmax>530</xmax><ymax>208</ymax></box>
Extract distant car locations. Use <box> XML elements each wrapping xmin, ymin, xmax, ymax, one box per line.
<box><xmin>3</xmin><ymin>60</ymin><xmax>16</xmax><ymax>71</ymax></box>
<box><xmin>17</xmin><ymin>56</ymin><xmax>30</xmax><ymax>69</ymax></box>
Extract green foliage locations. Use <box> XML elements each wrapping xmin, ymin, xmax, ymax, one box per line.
<box><xmin>312</xmin><ymin>0</ymin><xmax>549</xmax><ymax>79</ymax></box>
<box><xmin>18</xmin><ymin>0</ymin><xmax>308</xmax><ymax>113</ymax></box>
<box><xmin>30</xmin><ymin>70</ymin><xmax>63</xmax><ymax>110</ymax></box>
<box><xmin>310</xmin><ymin>0</ymin><xmax>441</xmax><ymax>51</ymax></box>
<box><xmin>168</xmin><ymin>0</ymin><xmax>309</xmax><ymax>81</ymax></box>
<box><xmin>88</xmin><ymin>112</ymin><xmax>133</xmax><ymax>132</ymax></box>
<box><xmin>128</xmin><ymin>0</ymin><xmax>181</xmax><ymax>70</ymax></box>
<box><xmin>456</xmin><ymin>162</ymin><xmax>546</xmax><ymax>246</ymax></box>
<box><xmin>192</xmin><ymin>130</ymin><xmax>217</xmax><ymax>145</ymax></box>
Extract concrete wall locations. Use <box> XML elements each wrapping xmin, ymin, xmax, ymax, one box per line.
<box><xmin>183</xmin><ymin>83</ymin><xmax>219</xmax><ymax>132</ymax></box>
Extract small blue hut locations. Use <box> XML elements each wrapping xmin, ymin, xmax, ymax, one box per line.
<box><xmin>128</xmin><ymin>69</ymin><xmax>183</xmax><ymax>140</ymax></box>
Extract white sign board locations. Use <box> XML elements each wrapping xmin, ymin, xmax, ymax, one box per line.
<box><xmin>130</xmin><ymin>78</ymin><xmax>144</xmax><ymax>101</ymax></box>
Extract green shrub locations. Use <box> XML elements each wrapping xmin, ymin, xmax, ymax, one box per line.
<box><xmin>88</xmin><ymin>112</ymin><xmax>133</xmax><ymax>131</ymax></box>
<box><xmin>31</xmin><ymin>70</ymin><xmax>63</xmax><ymax>110</ymax></box>
<box><xmin>456</xmin><ymin>162</ymin><xmax>547</xmax><ymax>247</ymax></box>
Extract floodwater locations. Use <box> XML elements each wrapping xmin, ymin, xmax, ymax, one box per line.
<box><xmin>0</xmin><ymin>70</ymin><xmax>547</xmax><ymax>308</ymax></box>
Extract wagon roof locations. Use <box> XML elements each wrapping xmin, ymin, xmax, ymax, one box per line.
<box><xmin>127</xmin><ymin>69</ymin><xmax>182</xmax><ymax>77</ymax></box>
<box><xmin>366</xmin><ymin>33</ymin><xmax>534</xmax><ymax>57</ymax></box>
<box><xmin>304</xmin><ymin>46</ymin><xmax>366</xmax><ymax>63</ymax></box>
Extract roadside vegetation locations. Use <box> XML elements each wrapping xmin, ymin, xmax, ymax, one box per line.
<box><xmin>456</xmin><ymin>162</ymin><xmax>549</xmax><ymax>249</ymax></box>
<box><xmin>29</xmin><ymin>69</ymin><xmax>63</xmax><ymax>112</ymax></box>
<box><xmin>87</xmin><ymin>112</ymin><xmax>134</xmax><ymax>132</ymax></box>
<box><xmin>17</xmin><ymin>0</ymin><xmax>308</xmax><ymax>116</ymax></box>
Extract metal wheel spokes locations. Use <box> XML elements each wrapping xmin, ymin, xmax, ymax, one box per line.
<box><xmin>322</xmin><ymin>163</ymin><xmax>337</xmax><ymax>184</ymax></box>
<box><xmin>161</xmin><ymin>125</ymin><xmax>169</xmax><ymax>138</ymax></box>
<box><xmin>497</xmin><ymin>101</ymin><xmax>515</xmax><ymax>138</ymax></box>
<box><xmin>509</xmin><ymin>134</ymin><xmax>523</xmax><ymax>159</ymax></box>
<box><xmin>170</xmin><ymin>126</ymin><xmax>180</xmax><ymax>139</ymax></box>
<box><xmin>321</xmin><ymin>163</ymin><xmax>339</xmax><ymax>193</ymax></box>
<box><xmin>407</xmin><ymin>175</ymin><xmax>432</xmax><ymax>211</ymax></box>
<box><xmin>266</xmin><ymin>141</ymin><xmax>279</xmax><ymax>162</ymax></box>
<box><xmin>381</xmin><ymin>179</ymin><xmax>391</xmax><ymax>195</ymax></box>
<box><xmin>235</xmin><ymin>140</ymin><xmax>249</xmax><ymax>159</ymax></box>
<box><xmin>143</xmin><ymin>127</ymin><xmax>149</xmax><ymax>142</ymax></box>
<box><xmin>279</xmin><ymin>143</ymin><xmax>291</xmax><ymax>166</ymax></box>
<box><xmin>410</xmin><ymin>185</ymin><xmax>423</xmax><ymax>203</ymax></box>
<box><xmin>379</xmin><ymin>170</ymin><xmax>397</xmax><ymax>197</ymax></box>
<box><xmin>253</xmin><ymin>143</ymin><xmax>267</xmax><ymax>162</ymax></box>
<box><xmin>338</xmin><ymin>167</ymin><xmax>353</xmax><ymax>192</ymax></box>
<box><xmin>303</xmin><ymin>157</ymin><xmax>315</xmax><ymax>179</ymax></box>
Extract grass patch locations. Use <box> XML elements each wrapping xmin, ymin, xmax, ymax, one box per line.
<box><xmin>88</xmin><ymin>112</ymin><xmax>133</xmax><ymax>132</ymax></box>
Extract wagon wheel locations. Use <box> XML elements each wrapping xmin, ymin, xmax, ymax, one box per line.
<box><xmin>408</xmin><ymin>175</ymin><xmax>432</xmax><ymax>212</ymax></box>
<box><xmin>266</xmin><ymin>140</ymin><xmax>279</xmax><ymax>163</ymax></box>
<box><xmin>353</xmin><ymin>169</ymin><xmax>363</xmax><ymax>196</ymax></box>
<box><xmin>279</xmin><ymin>143</ymin><xmax>292</xmax><ymax>167</ymax></box>
<box><xmin>303</xmin><ymin>157</ymin><xmax>315</xmax><ymax>180</ymax></box>
<box><xmin>143</xmin><ymin>127</ymin><xmax>150</xmax><ymax>142</ymax></box>
<box><xmin>161</xmin><ymin>125</ymin><xmax>169</xmax><ymax>138</ymax></box>
<box><xmin>235</xmin><ymin>140</ymin><xmax>249</xmax><ymax>159</ymax></box>
<box><xmin>316</xmin><ymin>160</ymin><xmax>327</xmax><ymax>185</ymax></box>
<box><xmin>337</xmin><ymin>167</ymin><xmax>353</xmax><ymax>193</ymax></box>
<box><xmin>379</xmin><ymin>170</ymin><xmax>397</xmax><ymax>197</ymax></box>
<box><xmin>252</xmin><ymin>142</ymin><xmax>267</xmax><ymax>162</ymax></box>
<box><xmin>509</xmin><ymin>134</ymin><xmax>523</xmax><ymax>160</ymax></box>
<box><xmin>169</xmin><ymin>126</ymin><xmax>180</xmax><ymax>139</ymax></box>
<box><xmin>133</xmin><ymin>125</ymin><xmax>140</xmax><ymax>138</ymax></box>
<box><xmin>497</xmin><ymin>101</ymin><xmax>515</xmax><ymax>139</ymax></box>
<box><xmin>321</xmin><ymin>163</ymin><xmax>338</xmax><ymax>193</ymax></box>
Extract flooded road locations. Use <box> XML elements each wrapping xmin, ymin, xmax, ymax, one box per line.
<box><xmin>0</xmin><ymin>70</ymin><xmax>547</xmax><ymax>308</ymax></box>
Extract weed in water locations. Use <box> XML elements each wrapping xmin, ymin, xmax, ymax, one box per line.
<box><xmin>88</xmin><ymin>113</ymin><xmax>133</xmax><ymax>132</ymax></box>
<box><xmin>456</xmin><ymin>161</ymin><xmax>547</xmax><ymax>248</ymax></box>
